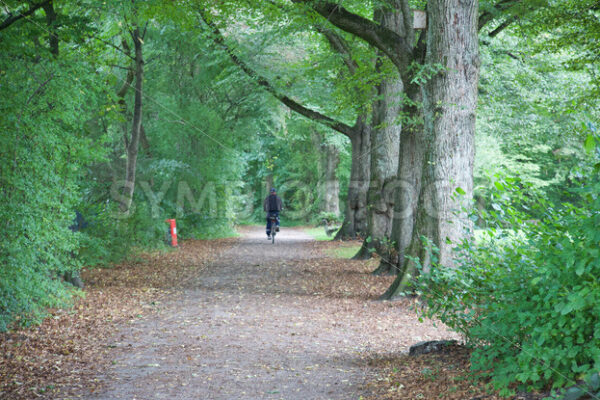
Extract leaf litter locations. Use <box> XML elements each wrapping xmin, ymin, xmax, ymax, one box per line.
<box><xmin>0</xmin><ymin>239</ymin><xmax>233</xmax><ymax>399</ymax></box>
<box><xmin>0</xmin><ymin>228</ymin><xmax>509</xmax><ymax>399</ymax></box>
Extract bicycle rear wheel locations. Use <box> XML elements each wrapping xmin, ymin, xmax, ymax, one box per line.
<box><xmin>271</xmin><ymin>229</ymin><xmax>275</xmax><ymax>244</ymax></box>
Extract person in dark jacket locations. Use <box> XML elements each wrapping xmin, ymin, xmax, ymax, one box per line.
<box><xmin>263</xmin><ymin>187</ymin><xmax>282</xmax><ymax>239</ymax></box>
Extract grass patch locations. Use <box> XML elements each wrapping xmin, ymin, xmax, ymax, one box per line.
<box><xmin>235</xmin><ymin>219</ymin><xmax>260</xmax><ymax>226</ymax></box>
<box><xmin>323</xmin><ymin>244</ymin><xmax>362</xmax><ymax>259</ymax></box>
<box><xmin>303</xmin><ymin>226</ymin><xmax>337</xmax><ymax>241</ymax></box>
<box><xmin>280</xmin><ymin>219</ymin><xmax>309</xmax><ymax>227</ymax></box>
<box><xmin>237</xmin><ymin>219</ymin><xmax>309</xmax><ymax>228</ymax></box>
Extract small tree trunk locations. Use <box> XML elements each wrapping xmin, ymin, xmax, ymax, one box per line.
<box><xmin>311</xmin><ymin>129</ymin><xmax>341</xmax><ymax>217</ymax></box>
<box><xmin>334</xmin><ymin>121</ymin><xmax>370</xmax><ymax>240</ymax></box>
<box><xmin>63</xmin><ymin>270</ymin><xmax>84</xmax><ymax>288</ymax></box>
<box><xmin>321</xmin><ymin>142</ymin><xmax>341</xmax><ymax>216</ymax></box>
<box><xmin>380</xmin><ymin>0</ymin><xmax>479</xmax><ymax>298</ymax></box>
<box><xmin>121</xmin><ymin>26</ymin><xmax>144</xmax><ymax>213</ymax></box>
<box><xmin>265</xmin><ymin>174</ymin><xmax>274</xmax><ymax>196</ymax></box>
<box><xmin>43</xmin><ymin>1</ymin><xmax>59</xmax><ymax>56</ymax></box>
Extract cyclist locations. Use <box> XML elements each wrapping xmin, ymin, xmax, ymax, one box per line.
<box><xmin>263</xmin><ymin>187</ymin><xmax>282</xmax><ymax>239</ymax></box>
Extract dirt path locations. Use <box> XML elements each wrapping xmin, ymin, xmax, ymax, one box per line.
<box><xmin>80</xmin><ymin>227</ymin><xmax>457</xmax><ymax>400</ymax></box>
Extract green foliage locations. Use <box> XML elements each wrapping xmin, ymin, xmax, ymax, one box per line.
<box><xmin>515</xmin><ymin>0</ymin><xmax>600</xmax><ymax>98</ymax></box>
<box><xmin>549</xmin><ymin>373</ymin><xmax>600</xmax><ymax>400</ymax></box>
<box><xmin>241</xmin><ymin>115</ymin><xmax>350</xmax><ymax>224</ymax></box>
<box><xmin>0</xmin><ymin>2</ymin><xmax>108</xmax><ymax>329</ymax></box>
<box><xmin>476</xmin><ymin>32</ymin><xmax>598</xmax><ymax>214</ymax></box>
<box><xmin>76</xmin><ymin>200</ymin><xmax>169</xmax><ymax>267</ymax></box>
<box><xmin>415</xmin><ymin>166</ymin><xmax>600</xmax><ymax>394</ymax></box>
<box><xmin>317</xmin><ymin>211</ymin><xmax>342</xmax><ymax>224</ymax></box>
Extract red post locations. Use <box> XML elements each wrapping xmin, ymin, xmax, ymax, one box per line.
<box><xmin>165</xmin><ymin>219</ymin><xmax>178</xmax><ymax>247</ymax></box>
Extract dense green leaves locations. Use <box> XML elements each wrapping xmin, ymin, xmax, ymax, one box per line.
<box><xmin>476</xmin><ymin>32</ymin><xmax>599</xmax><ymax>212</ymax></box>
<box><xmin>0</xmin><ymin>1</ymin><xmax>108</xmax><ymax>330</ymax></box>
<box><xmin>415</xmin><ymin>167</ymin><xmax>600</xmax><ymax>394</ymax></box>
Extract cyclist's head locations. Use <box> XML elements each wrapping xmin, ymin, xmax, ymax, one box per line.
<box><xmin>270</xmin><ymin>188</ymin><xmax>276</xmax><ymax>194</ymax></box>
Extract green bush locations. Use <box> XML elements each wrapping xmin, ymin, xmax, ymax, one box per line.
<box><xmin>0</xmin><ymin>31</ymin><xmax>108</xmax><ymax>330</ymax></box>
<box><xmin>316</xmin><ymin>211</ymin><xmax>342</xmax><ymax>225</ymax></box>
<box><xmin>415</xmin><ymin>174</ymin><xmax>600</xmax><ymax>395</ymax></box>
<box><xmin>77</xmin><ymin>200</ymin><xmax>168</xmax><ymax>267</ymax></box>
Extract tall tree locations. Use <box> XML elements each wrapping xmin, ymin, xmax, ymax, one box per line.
<box><xmin>121</xmin><ymin>21</ymin><xmax>146</xmax><ymax>213</ymax></box>
<box><xmin>382</xmin><ymin>0</ymin><xmax>480</xmax><ymax>297</ymax></box>
<box><xmin>372</xmin><ymin>79</ymin><xmax>425</xmax><ymax>274</ymax></box>
<box><xmin>290</xmin><ymin>0</ymin><xmax>479</xmax><ymax>297</ymax></box>
<box><xmin>353</xmin><ymin>1</ymin><xmax>404</xmax><ymax>259</ymax></box>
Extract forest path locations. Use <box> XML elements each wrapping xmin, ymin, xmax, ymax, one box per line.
<box><xmin>82</xmin><ymin>226</ymin><xmax>455</xmax><ymax>400</ymax></box>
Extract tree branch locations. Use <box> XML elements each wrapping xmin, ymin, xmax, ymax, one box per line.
<box><xmin>0</xmin><ymin>0</ymin><xmax>51</xmax><ymax>31</ymax></box>
<box><xmin>317</xmin><ymin>27</ymin><xmax>358</xmax><ymax>75</ymax></box>
<box><xmin>199</xmin><ymin>9</ymin><xmax>355</xmax><ymax>138</ymax></box>
<box><xmin>17</xmin><ymin>73</ymin><xmax>55</xmax><ymax>125</ymax></box>
<box><xmin>108</xmin><ymin>63</ymin><xmax>133</xmax><ymax>71</ymax></box>
<box><xmin>478</xmin><ymin>0</ymin><xmax>519</xmax><ymax>31</ymax></box>
<box><xmin>141</xmin><ymin>20</ymin><xmax>149</xmax><ymax>40</ymax></box>
<box><xmin>488</xmin><ymin>15</ymin><xmax>517</xmax><ymax>37</ymax></box>
<box><xmin>93</xmin><ymin>36</ymin><xmax>136</xmax><ymax>60</ymax></box>
<box><xmin>292</xmin><ymin>0</ymin><xmax>412</xmax><ymax>72</ymax></box>
<box><xmin>116</xmin><ymin>38</ymin><xmax>134</xmax><ymax>99</ymax></box>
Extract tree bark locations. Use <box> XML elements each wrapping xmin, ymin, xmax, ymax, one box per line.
<box><xmin>121</xmin><ymin>26</ymin><xmax>144</xmax><ymax>213</ymax></box>
<box><xmin>372</xmin><ymin>81</ymin><xmax>424</xmax><ymax>275</ymax></box>
<box><xmin>381</xmin><ymin>0</ymin><xmax>480</xmax><ymax>298</ymax></box>
<box><xmin>42</xmin><ymin>1</ymin><xmax>59</xmax><ymax>56</ymax></box>
<box><xmin>354</xmin><ymin>2</ymin><xmax>404</xmax><ymax>259</ymax></box>
<box><xmin>320</xmin><ymin>143</ymin><xmax>341</xmax><ymax>216</ymax></box>
<box><xmin>334</xmin><ymin>121</ymin><xmax>370</xmax><ymax>240</ymax></box>
<box><xmin>311</xmin><ymin>130</ymin><xmax>341</xmax><ymax>216</ymax></box>
<box><xmin>321</xmin><ymin>143</ymin><xmax>340</xmax><ymax>216</ymax></box>
<box><xmin>0</xmin><ymin>0</ymin><xmax>51</xmax><ymax>31</ymax></box>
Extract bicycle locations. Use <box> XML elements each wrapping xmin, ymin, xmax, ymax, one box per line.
<box><xmin>268</xmin><ymin>213</ymin><xmax>279</xmax><ymax>244</ymax></box>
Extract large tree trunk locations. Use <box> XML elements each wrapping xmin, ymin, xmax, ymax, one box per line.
<box><xmin>380</xmin><ymin>0</ymin><xmax>479</xmax><ymax>298</ymax></box>
<box><xmin>122</xmin><ymin>26</ymin><xmax>144</xmax><ymax>213</ymax></box>
<box><xmin>373</xmin><ymin>82</ymin><xmax>424</xmax><ymax>275</ymax></box>
<box><xmin>354</xmin><ymin>2</ymin><xmax>404</xmax><ymax>259</ymax></box>
<box><xmin>334</xmin><ymin>121</ymin><xmax>370</xmax><ymax>240</ymax></box>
